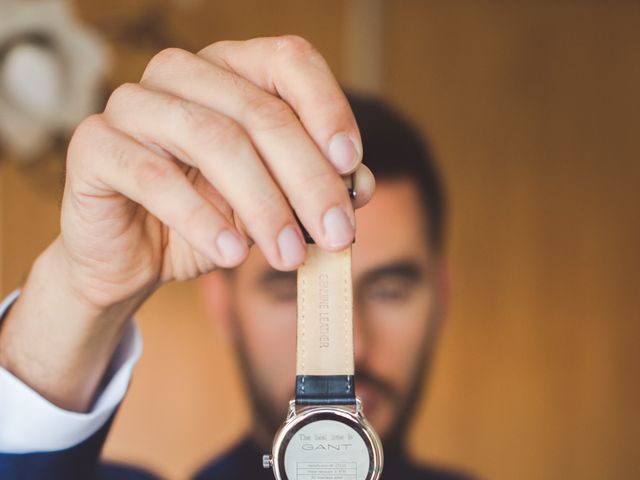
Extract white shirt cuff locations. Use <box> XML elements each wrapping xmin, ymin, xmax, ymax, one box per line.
<box><xmin>0</xmin><ymin>288</ymin><xmax>142</xmax><ymax>453</ymax></box>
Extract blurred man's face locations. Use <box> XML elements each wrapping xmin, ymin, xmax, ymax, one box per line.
<box><xmin>203</xmin><ymin>178</ymin><xmax>445</xmax><ymax>445</ymax></box>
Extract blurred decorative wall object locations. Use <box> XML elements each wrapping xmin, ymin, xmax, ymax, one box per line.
<box><xmin>0</xmin><ymin>0</ymin><xmax>110</xmax><ymax>163</ymax></box>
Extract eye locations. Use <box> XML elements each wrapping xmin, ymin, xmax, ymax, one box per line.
<box><xmin>266</xmin><ymin>277</ymin><xmax>297</xmax><ymax>302</ymax></box>
<box><xmin>364</xmin><ymin>277</ymin><xmax>413</xmax><ymax>302</ymax></box>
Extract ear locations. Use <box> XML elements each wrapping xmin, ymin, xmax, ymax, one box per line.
<box><xmin>198</xmin><ymin>270</ymin><xmax>232</xmax><ymax>343</ymax></box>
<box><xmin>431</xmin><ymin>257</ymin><xmax>452</xmax><ymax>333</ymax></box>
<box><xmin>438</xmin><ymin>258</ymin><xmax>452</xmax><ymax>320</ymax></box>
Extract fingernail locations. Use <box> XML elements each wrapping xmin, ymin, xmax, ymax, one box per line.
<box><xmin>277</xmin><ymin>224</ymin><xmax>306</xmax><ymax>268</ymax></box>
<box><xmin>328</xmin><ymin>133</ymin><xmax>361</xmax><ymax>173</ymax></box>
<box><xmin>216</xmin><ymin>229</ymin><xmax>247</xmax><ymax>264</ymax></box>
<box><xmin>322</xmin><ymin>206</ymin><xmax>355</xmax><ymax>248</ymax></box>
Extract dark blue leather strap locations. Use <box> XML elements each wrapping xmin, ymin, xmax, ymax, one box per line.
<box><xmin>295</xmin><ymin>375</ymin><xmax>356</xmax><ymax>406</ymax></box>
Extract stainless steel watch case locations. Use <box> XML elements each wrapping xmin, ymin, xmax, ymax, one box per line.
<box><xmin>263</xmin><ymin>398</ymin><xmax>384</xmax><ymax>480</ymax></box>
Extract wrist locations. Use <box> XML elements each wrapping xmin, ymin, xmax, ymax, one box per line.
<box><xmin>33</xmin><ymin>238</ymin><xmax>117</xmax><ymax>323</ymax></box>
<box><xmin>0</xmin><ymin>238</ymin><xmax>150</xmax><ymax>412</ymax></box>
<box><xmin>47</xmin><ymin>235</ymin><xmax>158</xmax><ymax>317</ymax></box>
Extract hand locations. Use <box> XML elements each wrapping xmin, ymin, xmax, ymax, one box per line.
<box><xmin>0</xmin><ymin>36</ymin><xmax>375</xmax><ymax>411</ymax></box>
<box><xmin>62</xmin><ymin>35</ymin><xmax>374</xmax><ymax>309</ymax></box>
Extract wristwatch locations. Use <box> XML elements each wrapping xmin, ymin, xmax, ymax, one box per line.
<box><xmin>263</xmin><ymin>181</ymin><xmax>384</xmax><ymax>480</ymax></box>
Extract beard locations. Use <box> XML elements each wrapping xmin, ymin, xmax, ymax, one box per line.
<box><xmin>229</xmin><ymin>306</ymin><xmax>443</xmax><ymax>457</ymax></box>
<box><xmin>229</xmin><ymin>310</ymin><xmax>292</xmax><ymax>441</ymax></box>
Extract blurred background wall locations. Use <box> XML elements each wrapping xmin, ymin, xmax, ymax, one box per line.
<box><xmin>1</xmin><ymin>1</ymin><xmax>639</xmax><ymax>479</ymax></box>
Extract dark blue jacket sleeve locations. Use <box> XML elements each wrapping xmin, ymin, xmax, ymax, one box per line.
<box><xmin>0</xmin><ymin>412</ymin><xmax>114</xmax><ymax>480</ymax></box>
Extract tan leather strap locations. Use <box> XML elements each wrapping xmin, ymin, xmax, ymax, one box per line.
<box><xmin>296</xmin><ymin>244</ymin><xmax>354</xmax><ymax>376</ymax></box>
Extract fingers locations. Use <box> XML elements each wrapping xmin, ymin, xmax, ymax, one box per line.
<box><xmin>138</xmin><ymin>46</ymin><xmax>359</xmax><ymax>250</ymax></box>
<box><xmin>103</xmin><ymin>84</ymin><xmax>309</xmax><ymax>270</ymax></box>
<box><xmin>198</xmin><ymin>36</ymin><xmax>362</xmax><ymax>175</ymax></box>
<box><xmin>351</xmin><ymin>163</ymin><xmax>375</xmax><ymax>209</ymax></box>
<box><xmin>68</xmin><ymin>115</ymin><xmax>249</xmax><ymax>269</ymax></box>
<box><xmin>92</xmin><ymin>37</ymin><xmax>374</xmax><ymax>272</ymax></box>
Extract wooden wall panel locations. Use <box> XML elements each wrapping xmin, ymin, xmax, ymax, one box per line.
<box><xmin>384</xmin><ymin>2</ymin><xmax>640</xmax><ymax>479</ymax></box>
<box><xmin>0</xmin><ymin>159</ymin><xmax>62</xmax><ymax>294</ymax></box>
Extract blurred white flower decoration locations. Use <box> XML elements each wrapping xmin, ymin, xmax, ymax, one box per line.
<box><xmin>0</xmin><ymin>0</ymin><xmax>110</xmax><ymax>162</ymax></box>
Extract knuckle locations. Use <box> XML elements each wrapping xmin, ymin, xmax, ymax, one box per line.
<box><xmin>245</xmin><ymin>95</ymin><xmax>296</xmax><ymax>132</ymax></box>
<box><xmin>244</xmin><ymin>190</ymin><xmax>289</xmax><ymax>235</ymax></box>
<box><xmin>197</xmin><ymin>40</ymin><xmax>229</xmax><ymax>58</ymax></box>
<box><xmin>182</xmin><ymin>103</ymin><xmax>245</xmax><ymax>151</ymax></box>
<box><xmin>143</xmin><ymin>47</ymin><xmax>191</xmax><ymax>80</ymax></box>
<box><xmin>68</xmin><ymin>114</ymin><xmax>107</xmax><ymax>160</ymax></box>
<box><xmin>129</xmin><ymin>156</ymin><xmax>174</xmax><ymax>189</ymax></box>
<box><xmin>321</xmin><ymin>92</ymin><xmax>353</xmax><ymax>121</ymax></box>
<box><xmin>181</xmin><ymin>206</ymin><xmax>203</xmax><ymax>232</ymax></box>
<box><xmin>106</xmin><ymin>82</ymin><xmax>141</xmax><ymax>112</ymax></box>
<box><xmin>73</xmin><ymin>114</ymin><xmax>105</xmax><ymax>140</ymax></box>
<box><xmin>297</xmin><ymin>169</ymin><xmax>339</xmax><ymax>202</ymax></box>
<box><xmin>275</xmin><ymin>35</ymin><xmax>315</xmax><ymax>59</ymax></box>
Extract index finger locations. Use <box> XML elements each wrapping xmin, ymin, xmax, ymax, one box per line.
<box><xmin>198</xmin><ymin>35</ymin><xmax>362</xmax><ymax>175</ymax></box>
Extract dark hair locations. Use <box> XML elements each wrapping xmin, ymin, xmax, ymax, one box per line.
<box><xmin>347</xmin><ymin>92</ymin><xmax>447</xmax><ymax>252</ymax></box>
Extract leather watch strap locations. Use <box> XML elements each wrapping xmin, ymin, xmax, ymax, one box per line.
<box><xmin>294</xmin><ymin>177</ymin><xmax>356</xmax><ymax>406</ymax></box>
<box><xmin>295</xmin><ymin>244</ymin><xmax>355</xmax><ymax>405</ymax></box>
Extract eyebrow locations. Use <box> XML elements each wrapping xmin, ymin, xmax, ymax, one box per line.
<box><xmin>357</xmin><ymin>259</ymin><xmax>426</xmax><ymax>287</ymax></box>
